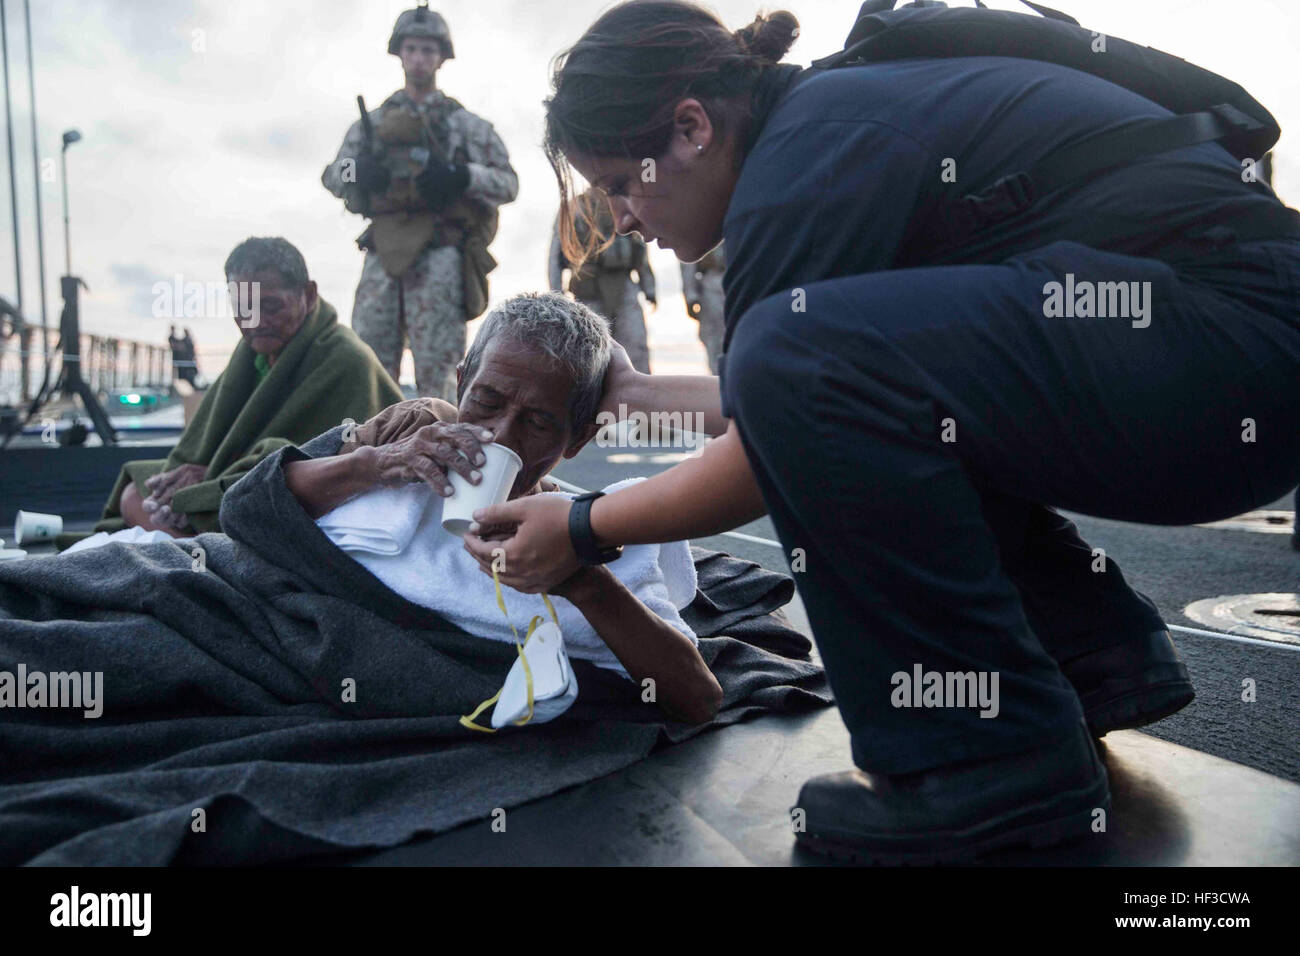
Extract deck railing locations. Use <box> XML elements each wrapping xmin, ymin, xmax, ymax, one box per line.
<box><xmin>0</xmin><ymin>322</ymin><xmax>195</xmax><ymax>406</ymax></box>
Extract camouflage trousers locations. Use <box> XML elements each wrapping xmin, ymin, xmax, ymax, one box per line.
<box><xmin>694</xmin><ymin>271</ymin><xmax>725</xmax><ymax>375</ymax></box>
<box><xmin>578</xmin><ymin>281</ymin><xmax>651</xmax><ymax>374</ymax></box>
<box><xmin>352</xmin><ymin>244</ymin><xmax>466</xmax><ymax>402</ymax></box>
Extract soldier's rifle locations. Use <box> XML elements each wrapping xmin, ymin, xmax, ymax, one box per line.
<box><xmin>356</xmin><ymin>95</ymin><xmax>377</xmax><ymax>217</ymax></box>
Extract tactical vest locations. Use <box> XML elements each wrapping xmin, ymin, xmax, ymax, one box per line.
<box><xmin>565</xmin><ymin>200</ymin><xmax>643</xmax><ymax>302</ymax></box>
<box><xmin>366</xmin><ymin>91</ymin><xmax>498</xmax><ymax>317</ymax></box>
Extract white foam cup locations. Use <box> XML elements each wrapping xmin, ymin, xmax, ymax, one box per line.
<box><xmin>441</xmin><ymin>442</ymin><xmax>523</xmax><ymax>536</ymax></box>
<box><xmin>14</xmin><ymin>510</ymin><xmax>63</xmax><ymax>545</ymax></box>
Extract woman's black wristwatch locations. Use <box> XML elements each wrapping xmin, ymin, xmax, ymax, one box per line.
<box><xmin>568</xmin><ymin>491</ymin><xmax>624</xmax><ymax>565</ymax></box>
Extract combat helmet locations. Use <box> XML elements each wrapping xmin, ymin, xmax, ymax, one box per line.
<box><xmin>387</xmin><ymin>2</ymin><xmax>454</xmax><ymax>59</ymax></box>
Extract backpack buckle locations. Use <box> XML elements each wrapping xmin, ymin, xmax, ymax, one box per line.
<box><xmin>962</xmin><ymin>171</ymin><xmax>1037</xmax><ymax>227</ymax></box>
<box><xmin>934</xmin><ymin>171</ymin><xmax>1038</xmax><ymax>251</ymax></box>
<box><xmin>1206</xmin><ymin>102</ymin><xmax>1263</xmax><ymax>133</ymax></box>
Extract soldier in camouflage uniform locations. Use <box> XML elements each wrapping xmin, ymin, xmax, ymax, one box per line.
<box><xmin>322</xmin><ymin>4</ymin><xmax>517</xmax><ymax>402</ymax></box>
<box><xmin>679</xmin><ymin>241</ymin><xmax>726</xmax><ymax>374</ymax></box>
<box><xmin>548</xmin><ymin>189</ymin><xmax>656</xmax><ymax>373</ymax></box>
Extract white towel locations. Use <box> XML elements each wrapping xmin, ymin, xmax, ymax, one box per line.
<box><xmin>316</xmin><ymin>477</ymin><xmax>698</xmax><ymax>679</ymax></box>
<box><xmin>62</xmin><ymin>526</ymin><xmax>180</xmax><ymax>555</ymax></box>
<box><xmin>314</xmin><ymin>483</ymin><xmax>431</xmax><ymax>555</ymax></box>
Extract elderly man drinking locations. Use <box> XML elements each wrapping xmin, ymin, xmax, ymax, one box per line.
<box><xmin>287</xmin><ymin>291</ymin><xmax>721</xmax><ymax>722</ymax></box>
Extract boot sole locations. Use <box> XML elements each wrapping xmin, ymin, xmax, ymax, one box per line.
<box><xmin>796</xmin><ymin>776</ymin><xmax>1111</xmax><ymax>865</ymax></box>
<box><xmin>1081</xmin><ymin>671</ymin><xmax>1195</xmax><ymax>738</ymax></box>
<box><xmin>1063</xmin><ymin>631</ymin><xmax>1196</xmax><ymax>738</ymax></box>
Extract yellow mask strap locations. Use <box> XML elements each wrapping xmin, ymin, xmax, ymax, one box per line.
<box><xmin>458</xmin><ymin>566</ymin><xmax>556</xmax><ymax>733</ymax></box>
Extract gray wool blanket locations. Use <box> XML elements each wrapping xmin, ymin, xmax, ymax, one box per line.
<box><xmin>0</xmin><ymin>426</ymin><xmax>829</xmax><ymax>865</ymax></box>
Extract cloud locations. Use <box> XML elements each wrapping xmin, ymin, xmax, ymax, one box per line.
<box><xmin>108</xmin><ymin>262</ymin><xmax>157</xmax><ymax>287</ymax></box>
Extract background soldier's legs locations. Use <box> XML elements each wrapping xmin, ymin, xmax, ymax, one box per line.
<box><xmin>351</xmin><ymin>251</ymin><xmax>406</xmax><ymax>382</ymax></box>
<box><xmin>404</xmin><ymin>245</ymin><xmax>466</xmax><ymax>403</ymax></box>
<box><xmin>611</xmin><ymin>282</ymin><xmax>652</xmax><ymax>373</ymax></box>
<box><xmin>697</xmin><ymin>273</ymin><xmax>726</xmax><ymax>374</ymax></box>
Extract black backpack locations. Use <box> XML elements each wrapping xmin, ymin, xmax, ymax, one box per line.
<box><xmin>804</xmin><ymin>0</ymin><xmax>1300</xmax><ymax>249</ymax></box>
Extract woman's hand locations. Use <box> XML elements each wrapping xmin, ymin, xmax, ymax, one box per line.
<box><xmin>372</xmin><ymin>421</ymin><xmax>496</xmax><ymax>498</ymax></box>
<box><xmin>597</xmin><ymin>340</ymin><xmax>642</xmax><ymax>420</ymax></box>
<box><xmin>461</xmin><ymin>494</ymin><xmax>581</xmax><ymax>594</ymax></box>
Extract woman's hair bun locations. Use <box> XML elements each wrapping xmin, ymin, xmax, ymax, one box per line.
<box><xmin>733</xmin><ymin>10</ymin><xmax>800</xmax><ymax>63</ymax></box>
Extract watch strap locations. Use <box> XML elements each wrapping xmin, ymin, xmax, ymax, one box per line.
<box><xmin>568</xmin><ymin>491</ymin><xmax>621</xmax><ymax>565</ymax></box>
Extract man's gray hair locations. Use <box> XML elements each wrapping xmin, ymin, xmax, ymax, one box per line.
<box><xmin>459</xmin><ymin>291</ymin><xmax>613</xmax><ymax>430</ymax></box>
<box><xmin>223</xmin><ymin>236</ymin><xmax>310</xmax><ymax>291</ymax></box>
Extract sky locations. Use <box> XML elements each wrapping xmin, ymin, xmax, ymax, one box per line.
<box><xmin>0</xmin><ymin>0</ymin><xmax>1297</xmax><ymax>391</ymax></box>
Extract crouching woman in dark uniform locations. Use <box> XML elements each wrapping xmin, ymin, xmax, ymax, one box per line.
<box><xmin>465</xmin><ymin>0</ymin><xmax>1300</xmax><ymax>862</ymax></box>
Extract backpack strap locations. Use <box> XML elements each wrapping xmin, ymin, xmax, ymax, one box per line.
<box><xmin>815</xmin><ymin>1</ymin><xmax>1298</xmax><ymax>252</ymax></box>
<box><xmin>1014</xmin><ymin>1</ymin><xmax>1077</xmax><ymax>24</ymax></box>
<box><xmin>938</xmin><ymin>103</ymin><xmax>1270</xmax><ymax>247</ymax></box>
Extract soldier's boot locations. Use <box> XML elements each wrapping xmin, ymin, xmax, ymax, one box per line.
<box><xmin>1060</xmin><ymin>629</ymin><xmax>1195</xmax><ymax>738</ymax></box>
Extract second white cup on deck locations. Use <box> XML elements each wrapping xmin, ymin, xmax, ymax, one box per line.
<box><xmin>441</xmin><ymin>442</ymin><xmax>523</xmax><ymax>536</ymax></box>
<box><xmin>14</xmin><ymin>510</ymin><xmax>63</xmax><ymax>545</ymax></box>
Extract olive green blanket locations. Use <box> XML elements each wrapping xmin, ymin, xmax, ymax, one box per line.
<box><xmin>73</xmin><ymin>298</ymin><xmax>402</xmax><ymax>541</ymax></box>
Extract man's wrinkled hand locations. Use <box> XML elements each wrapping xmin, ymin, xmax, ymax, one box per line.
<box><xmin>371</xmin><ymin>420</ymin><xmax>496</xmax><ymax>498</ymax></box>
<box><xmin>142</xmin><ymin>463</ymin><xmax>207</xmax><ymax>510</ymax></box>
<box><xmin>140</xmin><ymin>463</ymin><xmax>205</xmax><ymax>532</ymax></box>
<box><xmin>150</xmin><ymin>505</ymin><xmax>193</xmax><ymax>533</ymax></box>
<box><xmin>340</xmin><ymin>398</ymin><xmax>457</xmax><ymax>454</ymax></box>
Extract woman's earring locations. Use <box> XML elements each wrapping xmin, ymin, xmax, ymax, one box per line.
<box><xmin>696</xmin><ymin>143</ymin><xmax>703</xmax><ymax>152</ymax></box>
